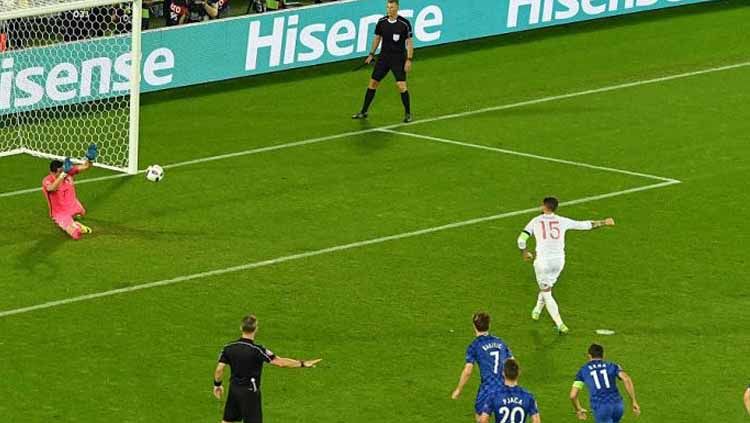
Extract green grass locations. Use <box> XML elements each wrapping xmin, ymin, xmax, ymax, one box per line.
<box><xmin>2</xmin><ymin>1</ymin><xmax>750</xmax><ymax>422</ymax></box>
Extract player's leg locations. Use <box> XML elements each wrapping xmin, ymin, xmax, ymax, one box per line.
<box><xmin>531</xmin><ymin>261</ymin><xmax>547</xmax><ymax>320</ymax></box>
<box><xmin>611</xmin><ymin>400</ymin><xmax>625</xmax><ymax>423</ymax></box>
<box><xmin>593</xmin><ymin>403</ymin><xmax>616</xmax><ymax>423</ymax></box>
<box><xmin>221</xmin><ymin>386</ymin><xmax>242</xmax><ymax>423</ymax></box>
<box><xmin>392</xmin><ymin>59</ymin><xmax>411</xmax><ymax>122</ymax></box>
<box><xmin>52</xmin><ymin>214</ymin><xmax>82</xmax><ymax>240</ymax></box>
<box><xmin>474</xmin><ymin>388</ymin><xmax>490</xmax><ymax>423</ymax></box>
<box><xmin>354</xmin><ymin>60</ymin><xmax>388</xmax><ymax>118</ymax></box>
<box><xmin>535</xmin><ymin>259</ymin><xmax>567</xmax><ymax>332</ymax></box>
<box><xmin>72</xmin><ymin>204</ymin><xmax>92</xmax><ymax>234</ymax></box>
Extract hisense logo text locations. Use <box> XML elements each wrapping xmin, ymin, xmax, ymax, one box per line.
<box><xmin>507</xmin><ymin>0</ymin><xmax>686</xmax><ymax>28</ymax></box>
<box><xmin>245</xmin><ymin>5</ymin><xmax>443</xmax><ymax>71</ymax></box>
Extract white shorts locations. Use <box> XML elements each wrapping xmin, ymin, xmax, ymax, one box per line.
<box><xmin>533</xmin><ymin>257</ymin><xmax>565</xmax><ymax>290</ymax></box>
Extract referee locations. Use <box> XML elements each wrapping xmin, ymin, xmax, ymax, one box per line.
<box><xmin>213</xmin><ymin>314</ymin><xmax>322</xmax><ymax>423</ymax></box>
<box><xmin>352</xmin><ymin>0</ymin><xmax>414</xmax><ymax>123</ymax></box>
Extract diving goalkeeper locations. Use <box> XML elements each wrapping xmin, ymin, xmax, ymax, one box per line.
<box><xmin>42</xmin><ymin>144</ymin><xmax>98</xmax><ymax>240</ymax></box>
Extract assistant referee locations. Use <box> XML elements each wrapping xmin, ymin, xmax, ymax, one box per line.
<box><xmin>213</xmin><ymin>314</ymin><xmax>322</xmax><ymax>423</ymax></box>
<box><xmin>352</xmin><ymin>0</ymin><xmax>414</xmax><ymax>123</ymax></box>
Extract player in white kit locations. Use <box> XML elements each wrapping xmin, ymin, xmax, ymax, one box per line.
<box><xmin>517</xmin><ymin>197</ymin><xmax>614</xmax><ymax>334</ymax></box>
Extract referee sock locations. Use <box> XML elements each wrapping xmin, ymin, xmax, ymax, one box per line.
<box><xmin>541</xmin><ymin>291</ymin><xmax>564</xmax><ymax>328</ymax></box>
<box><xmin>400</xmin><ymin>90</ymin><xmax>411</xmax><ymax>114</ymax></box>
<box><xmin>361</xmin><ymin>88</ymin><xmax>376</xmax><ymax>113</ymax></box>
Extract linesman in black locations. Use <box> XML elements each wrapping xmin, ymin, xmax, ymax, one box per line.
<box><xmin>213</xmin><ymin>314</ymin><xmax>322</xmax><ymax>423</ymax></box>
<box><xmin>353</xmin><ymin>0</ymin><xmax>414</xmax><ymax>123</ymax></box>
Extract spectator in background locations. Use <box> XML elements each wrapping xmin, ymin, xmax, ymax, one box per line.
<box><xmin>165</xmin><ymin>0</ymin><xmax>189</xmax><ymax>25</ymax></box>
<box><xmin>189</xmin><ymin>0</ymin><xmax>229</xmax><ymax>22</ymax></box>
<box><xmin>0</xmin><ymin>20</ymin><xmax>7</xmax><ymax>52</ymax></box>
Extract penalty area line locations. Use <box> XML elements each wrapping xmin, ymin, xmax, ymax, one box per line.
<box><xmin>0</xmin><ymin>180</ymin><xmax>679</xmax><ymax>319</ymax></box>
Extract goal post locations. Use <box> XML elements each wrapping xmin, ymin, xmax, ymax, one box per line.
<box><xmin>0</xmin><ymin>0</ymin><xmax>142</xmax><ymax>174</ymax></box>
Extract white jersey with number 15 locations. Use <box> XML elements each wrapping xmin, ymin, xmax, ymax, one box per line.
<box><xmin>523</xmin><ymin>213</ymin><xmax>592</xmax><ymax>259</ymax></box>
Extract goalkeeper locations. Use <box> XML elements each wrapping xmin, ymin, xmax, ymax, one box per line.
<box><xmin>42</xmin><ymin>144</ymin><xmax>98</xmax><ymax>240</ymax></box>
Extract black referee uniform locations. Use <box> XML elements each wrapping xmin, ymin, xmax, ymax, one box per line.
<box><xmin>354</xmin><ymin>14</ymin><xmax>414</xmax><ymax>122</ymax></box>
<box><xmin>218</xmin><ymin>338</ymin><xmax>276</xmax><ymax>423</ymax></box>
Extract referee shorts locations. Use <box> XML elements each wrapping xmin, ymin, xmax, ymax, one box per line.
<box><xmin>372</xmin><ymin>55</ymin><xmax>407</xmax><ymax>82</ymax></box>
<box><xmin>223</xmin><ymin>384</ymin><xmax>262</xmax><ymax>423</ymax></box>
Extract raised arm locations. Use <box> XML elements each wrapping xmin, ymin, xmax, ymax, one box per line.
<box><xmin>202</xmin><ymin>0</ymin><xmax>218</xmax><ymax>18</ymax></box>
<box><xmin>618</xmin><ymin>371</ymin><xmax>640</xmax><ymax>416</ymax></box>
<box><xmin>270</xmin><ymin>356</ymin><xmax>322</xmax><ymax>369</ymax></box>
<box><xmin>451</xmin><ymin>363</ymin><xmax>474</xmax><ymax>399</ymax></box>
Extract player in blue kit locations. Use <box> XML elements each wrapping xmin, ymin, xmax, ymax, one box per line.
<box><xmin>451</xmin><ymin>312</ymin><xmax>514</xmax><ymax>423</ymax></box>
<box><xmin>570</xmin><ymin>344</ymin><xmax>640</xmax><ymax>423</ymax></box>
<box><xmin>479</xmin><ymin>359</ymin><xmax>541</xmax><ymax>423</ymax></box>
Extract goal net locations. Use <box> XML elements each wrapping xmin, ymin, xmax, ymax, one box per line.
<box><xmin>0</xmin><ymin>0</ymin><xmax>142</xmax><ymax>174</ymax></box>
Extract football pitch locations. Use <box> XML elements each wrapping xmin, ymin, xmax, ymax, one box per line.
<box><xmin>1</xmin><ymin>1</ymin><xmax>749</xmax><ymax>421</ymax></box>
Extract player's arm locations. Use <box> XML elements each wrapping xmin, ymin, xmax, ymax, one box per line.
<box><xmin>569</xmin><ymin>382</ymin><xmax>588</xmax><ymax>420</ymax></box>
<box><xmin>531</xmin><ymin>413</ymin><xmax>541</xmax><ymax>423</ymax></box>
<box><xmin>45</xmin><ymin>173</ymin><xmax>67</xmax><ymax>192</ymax></box>
<box><xmin>270</xmin><ymin>356</ymin><xmax>322</xmax><ymax>368</ymax></box>
<box><xmin>517</xmin><ymin>227</ymin><xmax>534</xmax><ymax>261</ymax></box>
<box><xmin>451</xmin><ymin>363</ymin><xmax>473</xmax><ymax>399</ymax></box>
<box><xmin>202</xmin><ymin>0</ymin><xmax>218</xmax><ymax>18</ymax></box>
<box><xmin>478</xmin><ymin>413</ymin><xmax>490</xmax><ymax>423</ymax></box>
<box><xmin>213</xmin><ymin>362</ymin><xmax>226</xmax><ymax>399</ymax></box>
<box><xmin>590</xmin><ymin>218</ymin><xmax>615</xmax><ymax>229</ymax></box>
<box><xmin>618</xmin><ymin>370</ymin><xmax>640</xmax><ymax>416</ymax></box>
<box><xmin>76</xmin><ymin>144</ymin><xmax>97</xmax><ymax>173</ymax></box>
<box><xmin>365</xmin><ymin>35</ymin><xmax>381</xmax><ymax>64</ymax></box>
<box><xmin>743</xmin><ymin>387</ymin><xmax>750</xmax><ymax>415</ymax></box>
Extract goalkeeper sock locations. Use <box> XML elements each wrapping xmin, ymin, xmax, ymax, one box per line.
<box><xmin>400</xmin><ymin>90</ymin><xmax>411</xmax><ymax>114</ymax></box>
<box><xmin>541</xmin><ymin>291</ymin><xmax>564</xmax><ymax>328</ymax></box>
<box><xmin>361</xmin><ymin>88</ymin><xmax>376</xmax><ymax>113</ymax></box>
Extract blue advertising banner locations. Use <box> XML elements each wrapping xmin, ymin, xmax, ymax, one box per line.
<box><xmin>0</xmin><ymin>0</ymin><xmax>716</xmax><ymax>115</ymax></box>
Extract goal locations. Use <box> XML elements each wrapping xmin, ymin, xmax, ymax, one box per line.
<box><xmin>0</xmin><ymin>0</ymin><xmax>142</xmax><ymax>174</ymax></box>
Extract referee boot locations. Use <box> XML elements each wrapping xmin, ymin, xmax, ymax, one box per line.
<box><xmin>403</xmin><ymin>113</ymin><xmax>412</xmax><ymax>123</ymax></box>
<box><xmin>352</xmin><ymin>112</ymin><xmax>368</xmax><ymax>119</ymax></box>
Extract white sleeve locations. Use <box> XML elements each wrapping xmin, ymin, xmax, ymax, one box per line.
<box><xmin>564</xmin><ymin>217</ymin><xmax>593</xmax><ymax>231</ymax></box>
<box><xmin>522</xmin><ymin>218</ymin><xmax>535</xmax><ymax>236</ymax></box>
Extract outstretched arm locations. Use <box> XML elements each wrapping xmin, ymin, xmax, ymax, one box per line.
<box><xmin>270</xmin><ymin>356</ymin><xmax>322</xmax><ymax>368</ymax></box>
<box><xmin>618</xmin><ymin>371</ymin><xmax>640</xmax><ymax>416</ymax></box>
<box><xmin>451</xmin><ymin>363</ymin><xmax>474</xmax><ymax>399</ymax></box>
<box><xmin>590</xmin><ymin>218</ymin><xmax>615</xmax><ymax>229</ymax></box>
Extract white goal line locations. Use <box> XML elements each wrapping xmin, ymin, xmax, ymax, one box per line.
<box><xmin>1</xmin><ymin>60</ymin><xmax>746</xmax><ymax>199</ymax></box>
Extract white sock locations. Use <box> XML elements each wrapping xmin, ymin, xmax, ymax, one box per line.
<box><xmin>533</xmin><ymin>292</ymin><xmax>545</xmax><ymax>313</ymax></box>
<box><xmin>541</xmin><ymin>291</ymin><xmax>564</xmax><ymax>327</ymax></box>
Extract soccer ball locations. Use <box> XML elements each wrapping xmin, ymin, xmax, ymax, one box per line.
<box><xmin>146</xmin><ymin>165</ymin><xmax>164</xmax><ymax>182</ymax></box>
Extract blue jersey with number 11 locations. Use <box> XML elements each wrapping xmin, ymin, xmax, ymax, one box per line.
<box><xmin>466</xmin><ymin>334</ymin><xmax>513</xmax><ymax>390</ymax></box>
<box><xmin>575</xmin><ymin>360</ymin><xmax>623</xmax><ymax>407</ymax></box>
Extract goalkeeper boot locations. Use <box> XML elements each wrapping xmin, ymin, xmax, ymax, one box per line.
<box><xmin>78</xmin><ymin>223</ymin><xmax>93</xmax><ymax>234</ymax></box>
<box><xmin>403</xmin><ymin>113</ymin><xmax>412</xmax><ymax>123</ymax></box>
<box><xmin>352</xmin><ymin>112</ymin><xmax>368</xmax><ymax>119</ymax></box>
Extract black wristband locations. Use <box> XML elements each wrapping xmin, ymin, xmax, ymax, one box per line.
<box><xmin>213</xmin><ymin>380</ymin><xmax>222</xmax><ymax>387</ymax></box>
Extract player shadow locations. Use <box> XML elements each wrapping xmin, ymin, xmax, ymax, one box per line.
<box><xmin>528</xmin><ymin>325</ymin><xmax>566</xmax><ymax>378</ymax></box>
<box><xmin>348</xmin><ymin>128</ymin><xmax>399</xmax><ymax>155</ymax></box>
<box><xmin>81</xmin><ymin>217</ymin><xmax>200</xmax><ymax>240</ymax></box>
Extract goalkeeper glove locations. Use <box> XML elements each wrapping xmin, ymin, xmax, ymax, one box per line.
<box><xmin>85</xmin><ymin>144</ymin><xmax>98</xmax><ymax>161</ymax></box>
<box><xmin>63</xmin><ymin>157</ymin><xmax>74</xmax><ymax>173</ymax></box>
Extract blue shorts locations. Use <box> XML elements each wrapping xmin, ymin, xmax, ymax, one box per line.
<box><xmin>593</xmin><ymin>401</ymin><xmax>624</xmax><ymax>423</ymax></box>
<box><xmin>474</xmin><ymin>388</ymin><xmax>497</xmax><ymax>415</ymax></box>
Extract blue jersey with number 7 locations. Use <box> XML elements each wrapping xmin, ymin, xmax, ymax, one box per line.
<box><xmin>574</xmin><ymin>360</ymin><xmax>623</xmax><ymax>406</ymax></box>
<box><xmin>466</xmin><ymin>334</ymin><xmax>513</xmax><ymax>390</ymax></box>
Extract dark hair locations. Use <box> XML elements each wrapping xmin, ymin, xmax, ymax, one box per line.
<box><xmin>543</xmin><ymin>197</ymin><xmax>559</xmax><ymax>212</ymax></box>
<box><xmin>387</xmin><ymin>0</ymin><xmax>399</xmax><ymax>4</ymax></box>
<box><xmin>241</xmin><ymin>315</ymin><xmax>258</xmax><ymax>333</ymax></box>
<box><xmin>588</xmin><ymin>343</ymin><xmax>604</xmax><ymax>359</ymax></box>
<box><xmin>503</xmin><ymin>358</ymin><xmax>520</xmax><ymax>381</ymax></box>
<box><xmin>50</xmin><ymin>160</ymin><xmax>63</xmax><ymax>172</ymax></box>
<box><xmin>472</xmin><ymin>312</ymin><xmax>490</xmax><ymax>332</ymax></box>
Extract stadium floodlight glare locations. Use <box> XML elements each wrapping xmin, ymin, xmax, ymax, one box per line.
<box><xmin>0</xmin><ymin>0</ymin><xmax>142</xmax><ymax>174</ymax></box>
